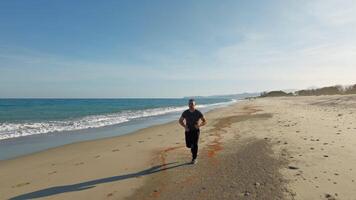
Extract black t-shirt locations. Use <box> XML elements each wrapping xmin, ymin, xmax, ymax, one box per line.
<box><xmin>181</xmin><ymin>109</ymin><xmax>203</xmax><ymax>131</ymax></box>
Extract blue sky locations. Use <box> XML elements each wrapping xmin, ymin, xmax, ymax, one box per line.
<box><xmin>0</xmin><ymin>0</ymin><xmax>355</xmax><ymax>98</ymax></box>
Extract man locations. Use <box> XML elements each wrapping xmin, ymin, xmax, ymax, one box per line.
<box><xmin>179</xmin><ymin>99</ymin><xmax>207</xmax><ymax>164</ymax></box>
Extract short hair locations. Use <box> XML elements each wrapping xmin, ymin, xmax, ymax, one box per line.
<box><xmin>188</xmin><ymin>99</ymin><xmax>195</xmax><ymax>103</ymax></box>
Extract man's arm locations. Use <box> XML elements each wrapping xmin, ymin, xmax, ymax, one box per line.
<box><xmin>179</xmin><ymin>116</ymin><xmax>189</xmax><ymax>131</ymax></box>
<box><xmin>196</xmin><ymin>115</ymin><xmax>207</xmax><ymax>129</ymax></box>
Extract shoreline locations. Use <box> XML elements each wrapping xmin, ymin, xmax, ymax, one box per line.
<box><xmin>0</xmin><ymin>100</ymin><xmax>236</xmax><ymax>161</ymax></box>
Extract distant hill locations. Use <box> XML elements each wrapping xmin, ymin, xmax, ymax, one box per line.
<box><xmin>296</xmin><ymin>86</ymin><xmax>342</xmax><ymax>96</ymax></box>
<box><xmin>295</xmin><ymin>84</ymin><xmax>356</xmax><ymax>96</ymax></box>
<box><xmin>260</xmin><ymin>91</ymin><xmax>293</xmax><ymax>97</ymax></box>
<box><xmin>260</xmin><ymin>84</ymin><xmax>356</xmax><ymax>97</ymax></box>
<box><xmin>184</xmin><ymin>92</ymin><xmax>260</xmax><ymax>100</ymax></box>
<box><xmin>185</xmin><ymin>84</ymin><xmax>356</xmax><ymax>100</ymax></box>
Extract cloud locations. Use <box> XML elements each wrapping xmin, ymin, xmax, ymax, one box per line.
<box><xmin>306</xmin><ymin>0</ymin><xmax>356</xmax><ymax>26</ymax></box>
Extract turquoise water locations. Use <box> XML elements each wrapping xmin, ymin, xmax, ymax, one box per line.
<box><xmin>0</xmin><ymin>98</ymin><xmax>232</xmax><ymax>140</ymax></box>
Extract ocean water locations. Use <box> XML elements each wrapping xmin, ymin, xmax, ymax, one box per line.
<box><xmin>0</xmin><ymin>98</ymin><xmax>237</xmax><ymax>160</ymax></box>
<box><xmin>0</xmin><ymin>98</ymin><xmax>232</xmax><ymax>140</ymax></box>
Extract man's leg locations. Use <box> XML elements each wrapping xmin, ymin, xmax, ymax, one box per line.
<box><xmin>191</xmin><ymin>131</ymin><xmax>200</xmax><ymax>160</ymax></box>
<box><xmin>185</xmin><ymin>131</ymin><xmax>192</xmax><ymax>148</ymax></box>
<box><xmin>191</xmin><ymin>143</ymin><xmax>198</xmax><ymax>159</ymax></box>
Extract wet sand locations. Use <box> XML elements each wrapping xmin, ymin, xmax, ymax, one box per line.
<box><xmin>1</xmin><ymin>95</ymin><xmax>356</xmax><ymax>199</ymax></box>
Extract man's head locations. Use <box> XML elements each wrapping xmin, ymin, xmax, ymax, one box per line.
<box><xmin>188</xmin><ymin>99</ymin><xmax>196</xmax><ymax>110</ymax></box>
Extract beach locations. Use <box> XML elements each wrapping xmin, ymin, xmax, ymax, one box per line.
<box><xmin>1</xmin><ymin>95</ymin><xmax>356</xmax><ymax>200</ymax></box>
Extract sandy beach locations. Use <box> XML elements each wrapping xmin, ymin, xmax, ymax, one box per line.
<box><xmin>1</xmin><ymin>95</ymin><xmax>356</xmax><ymax>200</ymax></box>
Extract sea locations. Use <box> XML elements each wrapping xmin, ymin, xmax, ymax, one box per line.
<box><xmin>0</xmin><ymin>98</ymin><xmax>236</xmax><ymax>160</ymax></box>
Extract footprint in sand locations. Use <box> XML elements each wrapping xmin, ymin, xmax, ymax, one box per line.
<box><xmin>323</xmin><ymin>155</ymin><xmax>329</xmax><ymax>158</ymax></box>
<box><xmin>94</xmin><ymin>155</ymin><xmax>101</xmax><ymax>158</ymax></box>
<box><xmin>288</xmin><ymin>166</ymin><xmax>299</xmax><ymax>170</ymax></box>
<box><xmin>48</xmin><ymin>171</ymin><xmax>57</xmax><ymax>175</ymax></box>
<box><xmin>12</xmin><ymin>182</ymin><xmax>30</xmax><ymax>188</ymax></box>
<box><xmin>75</xmin><ymin>162</ymin><xmax>84</xmax><ymax>166</ymax></box>
<box><xmin>137</xmin><ymin>140</ymin><xmax>145</xmax><ymax>143</ymax></box>
<box><xmin>325</xmin><ymin>193</ymin><xmax>336</xmax><ymax>200</ymax></box>
<box><xmin>112</xmin><ymin>149</ymin><xmax>120</xmax><ymax>152</ymax></box>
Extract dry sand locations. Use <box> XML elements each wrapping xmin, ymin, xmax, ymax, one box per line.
<box><xmin>1</xmin><ymin>95</ymin><xmax>356</xmax><ymax>200</ymax></box>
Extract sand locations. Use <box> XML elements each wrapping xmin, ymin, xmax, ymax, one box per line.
<box><xmin>1</xmin><ymin>95</ymin><xmax>356</xmax><ymax>200</ymax></box>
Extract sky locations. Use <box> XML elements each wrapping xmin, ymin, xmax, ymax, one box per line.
<box><xmin>0</xmin><ymin>0</ymin><xmax>355</xmax><ymax>98</ymax></box>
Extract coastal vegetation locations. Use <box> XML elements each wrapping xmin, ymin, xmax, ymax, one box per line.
<box><xmin>260</xmin><ymin>84</ymin><xmax>356</xmax><ymax>97</ymax></box>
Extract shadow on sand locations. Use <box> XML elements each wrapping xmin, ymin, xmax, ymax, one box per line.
<box><xmin>10</xmin><ymin>161</ymin><xmax>190</xmax><ymax>200</ymax></box>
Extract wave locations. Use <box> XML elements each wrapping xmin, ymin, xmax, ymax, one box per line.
<box><xmin>0</xmin><ymin>99</ymin><xmax>236</xmax><ymax>140</ymax></box>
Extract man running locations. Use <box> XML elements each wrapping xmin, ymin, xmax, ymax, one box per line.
<box><xmin>179</xmin><ymin>99</ymin><xmax>207</xmax><ymax>164</ymax></box>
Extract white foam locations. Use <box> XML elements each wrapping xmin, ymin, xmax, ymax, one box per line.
<box><xmin>0</xmin><ymin>99</ymin><xmax>236</xmax><ymax>140</ymax></box>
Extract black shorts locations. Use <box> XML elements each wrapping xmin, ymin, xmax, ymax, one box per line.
<box><xmin>185</xmin><ymin>130</ymin><xmax>200</xmax><ymax>148</ymax></box>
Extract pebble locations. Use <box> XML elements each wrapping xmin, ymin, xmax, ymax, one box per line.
<box><xmin>243</xmin><ymin>191</ymin><xmax>250</xmax><ymax>196</ymax></box>
<box><xmin>254</xmin><ymin>182</ymin><xmax>261</xmax><ymax>187</ymax></box>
